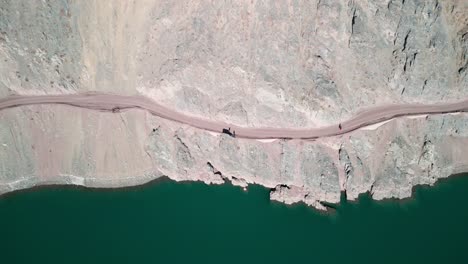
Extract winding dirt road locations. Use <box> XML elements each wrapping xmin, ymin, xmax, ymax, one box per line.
<box><xmin>1</xmin><ymin>93</ymin><xmax>468</xmax><ymax>139</ymax></box>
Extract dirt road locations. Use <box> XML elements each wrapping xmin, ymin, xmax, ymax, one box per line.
<box><xmin>1</xmin><ymin>93</ymin><xmax>467</xmax><ymax>139</ymax></box>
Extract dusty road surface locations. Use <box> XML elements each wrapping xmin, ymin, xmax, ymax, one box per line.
<box><xmin>1</xmin><ymin>93</ymin><xmax>468</xmax><ymax>139</ymax></box>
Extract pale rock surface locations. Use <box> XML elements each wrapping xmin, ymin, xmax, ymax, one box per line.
<box><xmin>0</xmin><ymin>0</ymin><xmax>467</xmax><ymax>210</ymax></box>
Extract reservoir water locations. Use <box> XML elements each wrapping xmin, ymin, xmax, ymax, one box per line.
<box><xmin>1</xmin><ymin>175</ymin><xmax>468</xmax><ymax>263</ymax></box>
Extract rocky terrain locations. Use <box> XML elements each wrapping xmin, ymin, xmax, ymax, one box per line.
<box><xmin>0</xmin><ymin>0</ymin><xmax>467</xmax><ymax>210</ymax></box>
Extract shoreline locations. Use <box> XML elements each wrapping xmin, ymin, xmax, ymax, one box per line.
<box><xmin>1</xmin><ymin>171</ymin><xmax>467</xmax><ymax>212</ymax></box>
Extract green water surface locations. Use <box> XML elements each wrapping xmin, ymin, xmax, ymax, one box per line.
<box><xmin>1</xmin><ymin>175</ymin><xmax>468</xmax><ymax>264</ymax></box>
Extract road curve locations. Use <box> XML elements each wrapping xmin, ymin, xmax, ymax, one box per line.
<box><xmin>1</xmin><ymin>93</ymin><xmax>468</xmax><ymax>139</ymax></box>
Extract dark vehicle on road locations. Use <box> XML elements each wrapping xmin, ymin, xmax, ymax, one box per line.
<box><xmin>222</xmin><ymin>127</ymin><xmax>236</xmax><ymax>137</ymax></box>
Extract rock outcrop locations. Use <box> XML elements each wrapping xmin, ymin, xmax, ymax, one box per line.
<box><xmin>0</xmin><ymin>0</ymin><xmax>467</xmax><ymax>210</ymax></box>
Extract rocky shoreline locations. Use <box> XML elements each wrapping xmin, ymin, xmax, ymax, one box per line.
<box><xmin>1</xmin><ymin>105</ymin><xmax>467</xmax><ymax>211</ymax></box>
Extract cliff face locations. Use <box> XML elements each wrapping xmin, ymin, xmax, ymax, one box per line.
<box><xmin>0</xmin><ymin>0</ymin><xmax>467</xmax><ymax>210</ymax></box>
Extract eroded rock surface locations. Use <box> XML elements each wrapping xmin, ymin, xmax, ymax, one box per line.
<box><xmin>0</xmin><ymin>0</ymin><xmax>467</xmax><ymax>210</ymax></box>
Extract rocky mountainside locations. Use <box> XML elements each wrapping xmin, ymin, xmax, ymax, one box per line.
<box><xmin>0</xmin><ymin>0</ymin><xmax>467</xmax><ymax>210</ymax></box>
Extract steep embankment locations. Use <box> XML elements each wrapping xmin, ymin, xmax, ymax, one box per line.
<box><xmin>1</xmin><ymin>95</ymin><xmax>468</xmax><ymax>210</ymax></box>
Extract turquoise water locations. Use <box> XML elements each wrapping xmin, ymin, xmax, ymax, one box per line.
<box><xmin>1</xmin><ymin>175</ymin><xmax>468</xmax><ymax>264</ymax></box>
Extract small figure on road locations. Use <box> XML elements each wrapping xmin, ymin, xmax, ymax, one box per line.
<box><xmin>338</xmin><ymin>123</ymin><xmax>342</xmax><ymax>130</ymax></box>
